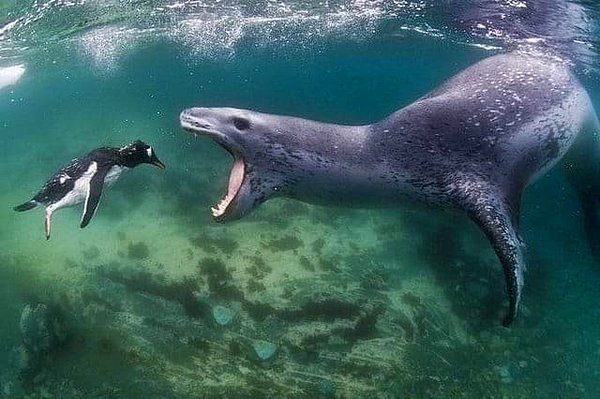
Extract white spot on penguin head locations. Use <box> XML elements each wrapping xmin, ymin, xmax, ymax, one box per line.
<box><xmin>146</xmin><ymin>147</ymin><xmax>152</xmax><ymax>157</ymax></box>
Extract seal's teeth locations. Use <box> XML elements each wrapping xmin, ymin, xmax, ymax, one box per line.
<box><xmin>209</xmin><ymin>156</ymin><xmax>245</xmax><ymax>219</ymax></box>
<box><xmin>211</xmin><ymin>199</ymin><xmax>229</xmax><ymax>217</ymax></box>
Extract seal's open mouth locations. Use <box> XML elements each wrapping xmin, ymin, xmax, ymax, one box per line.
<box><xmin>180</xmin><ymin>115</ymin><xmax>246</xmax><ymax>221</ymax></box>
<box><xmin>211</xmin><ymin>155</ymin><xmax>244</xmax><ymax>219</ymax></box>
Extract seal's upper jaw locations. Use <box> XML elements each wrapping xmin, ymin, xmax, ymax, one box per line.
<box><xmin>180</xmin><ymin>107</ymin><xmax>250</xmax><ymax>222</ymax></box>
<box><xmin>180</xmin><ymin>108</ymin><xmax>227</xmax><ymax>142</ymax></box>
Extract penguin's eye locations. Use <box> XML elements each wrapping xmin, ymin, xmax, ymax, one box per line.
<box><xmin>232</xmin><ymin>117</ymin><xmax>250</xmax><ymax>131</ymax></box>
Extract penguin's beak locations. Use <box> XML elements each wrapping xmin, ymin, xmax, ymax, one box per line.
<box><xmin>153</xmin><ymin>160</ymin><xmax>166</xmax><ymax>169</ymax></box>
<box><xmin>151</xmin><ymin>155</ymin><xmax>166</xmax><ymax>169</ymax></box>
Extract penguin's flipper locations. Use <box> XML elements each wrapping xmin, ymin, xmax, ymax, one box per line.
<box><xmin>14</xmin><ymin>200</ymin><xmax>38</xmax><ymax>212</ymax></box>
<box><xmin>80</xmin><ymin>167</ymin><xmax>109</xmax><ymax>229</ymax></box>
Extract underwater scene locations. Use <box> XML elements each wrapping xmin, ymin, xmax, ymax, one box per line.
<box><xmin>1</xmin><ymin>0</ymin><xmax>600</xmax><ymax>397</ymax></box>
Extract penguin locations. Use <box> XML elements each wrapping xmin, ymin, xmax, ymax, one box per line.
<box><xmin>14</xmin><ymin>140</ymin><xmax>166</xmax><ymax>239</ymax></box>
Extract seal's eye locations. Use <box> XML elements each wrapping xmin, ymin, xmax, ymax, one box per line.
<box><xmin>232</xmin><ymin>117</ymin><xmax>250</xmax><ymax>131</ymax></box>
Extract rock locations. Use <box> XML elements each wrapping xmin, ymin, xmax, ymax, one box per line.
<box><xmin>0</xmin><ymin>346</ymin><xmax>29</xmax><ymax>397</ymax></box>
<box><xmin>212</xmin><ymin>305</ymin><xmax>235</xmax><ymax>326</ymax></box>
<box><xmin>251</xmin><ymin>340</ymin><xmax>278</xmax><ymax>362</ymax></box>
<box><xmin>495</xmin><ymin>365</ymin><xmax>513</xmax><ymax>384</ymax></box>
<box><xmin>19</xmin><ymin>303</ymin><xmax>67</xmax><ymax>356</ymax></box>
<box><xmin>318</xmin><ymin>380</ymin><xmax>336</xmax><ymax>397</ymax></box>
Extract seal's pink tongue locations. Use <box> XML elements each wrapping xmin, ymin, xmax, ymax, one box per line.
<box><xmin>211</xmin><ymin>157</ymin><xmax>245</xmax><ymax>218</ymax></box>
<box><xmin>228</xmin><ymin>157</ymin><xmax>244</xmax><ymax>198</ymax></box>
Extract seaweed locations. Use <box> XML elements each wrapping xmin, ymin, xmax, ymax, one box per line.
<box><xmin>395</xmin><ymin>312</ymin><xmax>416</xmax><ymax>342</ymax></box>
<box><xmin>191</xmin><ymin>233</ymin><xmax>238</xmax><ymax>254</ymax></box>
<box><xmin>359</xmin><ymin>267</ymin><xmax>388</xmax><ymax>291</ymax></box>
<box><xmin>241</xmin><ymin>300</ymin><xmax>278</xmax><ymax>322</ymax></box>
<box><xmin>262</xmin><ymin>235</ymin><xmax>303</xmax><ymax>252</ymax></box>
<box><xmin>318</xmin><ymin>258</ymin><xmax>338</xmax><ymax>272</ymax></box>
<box><xmin>127</xmin><ymin>241</ymin><xmax>150</xmax><ymax>260</ymax></box>
<box><xmin>189</xmin><ymin>337</ymin><xmax>210</xmax><ymax>352</ymax></box>
<box><xmin>311</xmin><ymin>238</ymin><xmax>325</xmax><ymax>254</ymax></box>
<box><xmin>247</xmin><ymin>279</ymin><xmax>266</xmax><ymax>293</ymax></box>
<box><xmin>299</xmin><ymin>256</ymin><xmax>315</xmax><ymax>272</ymax></box>
<box><xmin>80</xmin><ymin>288</ymin><xmax>122</xmax><ymax>312</ymax></box>
<box><xmin>249</xmin><ymin>256</ymin><xmax>268</xmax><ymax>268</ymax></box>
<box><xmin>100</xmin><ymin>268</ymin><xmax>208</xmax><ymax>319</ymax></box>
<box><xmin>279</xmin><ymin>297</ymin><xmax>361</xmax><ymax>322</ymax></box>
<box><xmin>401</xmin><ymin>293</ymin><xmax>422</xmax><ymax>309</ymax></box>
<box><xmin>345</xmin><ymin>307</ymin><xmax>383</xmax><ymax>341</ymax></box>
<box><xmin>245</xmin><ymin>256</ymin><xmax>272</xmax><ymax>279</ymax></box>
<box><xmin>198</xmin><ymin>258</ymin><xmax>243</xmax><ymax>300</ymax></box>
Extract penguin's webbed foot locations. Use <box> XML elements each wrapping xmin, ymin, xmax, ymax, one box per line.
<box><xmin>44</xmin><ymin>211</ymin><xmax>52</xmax><ymax>240</ymax></box>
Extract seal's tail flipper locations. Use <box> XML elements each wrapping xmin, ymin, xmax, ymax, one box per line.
<box><xmin>14</xmin><ymin>200</ymin><xmax>37</xmax><ymax>212</ymax></box>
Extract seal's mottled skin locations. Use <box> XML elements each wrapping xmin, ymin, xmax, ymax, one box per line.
<box><xmin>181</xmin><ymin>52</ymin><xmax>600</xmax><ymax>326</ymax></box>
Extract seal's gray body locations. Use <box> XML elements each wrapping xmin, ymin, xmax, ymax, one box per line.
<box><xmin>262</xmin><ymin>54</ymin><xmax>592</xmax><ymax>206</ymax></box>
<box><xmin>181</xmin><ymin>52</ymin><xmax>600</xmax><ymax>325</ymax></box>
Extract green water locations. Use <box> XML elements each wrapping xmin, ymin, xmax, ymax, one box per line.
<box><xmin>1</xmin><ymin>1</ymin><xmax>600</xmax><ymax>397</ymax></box>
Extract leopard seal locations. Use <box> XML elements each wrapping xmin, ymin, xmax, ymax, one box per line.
<box><xmin>180</xmin><ymin>52</ymin><xmax>600</xmax><ymax>326</ymax></box>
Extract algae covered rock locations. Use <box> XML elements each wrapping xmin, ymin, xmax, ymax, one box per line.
<box><xmin>251</xmin><ymin>339</ymin><xmax>278</xmax><ymax>363</ymax></box>
<box><xmin>19</xmin><ymin>303</ymin><xmax>67</xmax><ymax>356</ymax></box>
<box><xmin>212</xmin><ymin>305</ymin><xmax>235</xmax><ymax>326</ymax></box>
<box><xmin>16</xmin><ymin>302</ymin><xmax>70</xmax><ymax>393</ymax></box>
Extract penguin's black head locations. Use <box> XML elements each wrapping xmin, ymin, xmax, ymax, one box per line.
<box><xmin>119</xmin><ymin>140</ymin><xmax>166</xmax><ymax>169</ymax></box>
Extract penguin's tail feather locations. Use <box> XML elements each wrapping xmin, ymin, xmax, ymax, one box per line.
<box><xmin>14</xmin><ymin>200</ymin><xmax>38</xmax><ymax>212</ymax></box>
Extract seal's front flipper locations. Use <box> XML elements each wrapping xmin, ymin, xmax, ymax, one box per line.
<box><xmin>456</xmin><ymin>181</ymin><xmax>525</xmax><ymax>326</ymax></box>
<box><xmin>80</xmin><ymin>167</ymin><xmax>108</xmax><ymax>229</ymax></box>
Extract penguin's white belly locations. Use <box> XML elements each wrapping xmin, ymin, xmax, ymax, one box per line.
<box><xmin>51</xmin><ymin>184</ymin><xmax>87</xmax><ymax>211</ymax></box>
<box><xmin>47</xmin><ymin>162</ymin><xmax>98</xmax><ymax>213</ymax></box>
<box><xmin>104</xmin><ymin>165</ymin><xmax>127</xmax><ymax>187</ymax></box>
